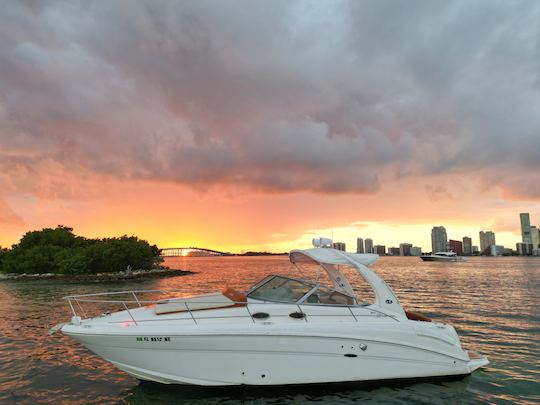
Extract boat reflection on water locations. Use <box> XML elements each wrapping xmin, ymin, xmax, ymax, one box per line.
<box><xmin>121</xmin><ymin>376</ymin><xmax>475</xmax><ymax>404</ymax></box>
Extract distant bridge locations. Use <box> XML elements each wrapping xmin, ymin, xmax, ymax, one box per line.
<box><xmin>160</xmin><ymin>247</ymin><xmax>232</xmax><ymax>257</ymax></box>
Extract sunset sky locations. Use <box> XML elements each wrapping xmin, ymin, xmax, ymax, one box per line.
<box><xmin>1</xmin><ymin>1</ymin><xmax>539</xmax><ymax>253</ymax></box>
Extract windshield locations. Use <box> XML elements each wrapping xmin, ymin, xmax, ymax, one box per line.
<box><xmin>247</xmin><ymin>275</ymin><xmax>356</xmax><ymax>305</ymax></box>
<box><xmin>247</xmin><ymin>276</ymin><xmax>313</xmax><ymax>303</ymax></box>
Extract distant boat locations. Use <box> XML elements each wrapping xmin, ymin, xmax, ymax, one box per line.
<box><xmin>420</xmin><ymin>252</ymin><xmax>466</xmax><ymax>262</ymax></box>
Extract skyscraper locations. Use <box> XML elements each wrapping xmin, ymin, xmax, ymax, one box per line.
<box><xmin>410</xmin><ymin>246</ymin><xmax>422</xmax><ymax>256</ymax></box>
<box><xmin>356</xmin><ymin>238</ymin><xmax>364</xmax><ymax>254</ymax></box>
<box><xmin>462</xmin><ymin>237</ymin><xmax>472</xmax><ymax>256</ymax></box>
<box><xmin>516</xmin><ymin>242</ymin><xmax>533</xmax><ymax>256</ymax></box>
<box><xmin>399</xmin><ymin>243</ymin><xmax>412</xmax><ymax>256</ymax></box>
<box><xmin>530</xmin><ymin>226</ymin><xmax>540</xmax><ymax>256</ymax></box>
<box><xmin>332</xmin><ymin>242</ymin><xmax>346</xmax><ymax>251</ymax></box>
<box><xmin>364</xmin><ymin>238</ymin><xmax>373</xmax><ymax>254</ymax></box>
<box><xmin>431</xmin><ymin>226</ymin><xmax>448</xmax><ymax>253</ymax></box>
<box><xmin>479</xmin><ymin>231</ymin><xmax>496</xmax><ymax>254</ymax></box>
<box><xmin>374</xmin><ymin>245</ymin><xmax>386</xmax><ymax>255</ymax></box>
<box><xmin>520</xmin><ymin>213</ymin><xmax>532</xmax><ymax>243</ymax></box>
<box><xmin>448</xmin><ymin>240</ymin><xmax>463</xmax><ymax>256</ymax></box>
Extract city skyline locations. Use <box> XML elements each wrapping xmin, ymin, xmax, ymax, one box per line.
<box><xmin>338</xmin><ymin>212</ymin><xmax>538</xmax><ymax>256</ymax></box>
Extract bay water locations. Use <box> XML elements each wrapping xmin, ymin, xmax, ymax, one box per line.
<box><xmin>0</xmin><ymin>256</ymin><xmax>538</xmax><ymax>404</ymax></box>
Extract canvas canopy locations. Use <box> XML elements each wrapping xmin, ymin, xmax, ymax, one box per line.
<box><xmin>289</xmin><ymin>247</ymin><xmax>405</xmax><ymax>317</ymax></box>
<box><xmin>289</xmin><ymin>248</ymin><xmax>378</xmax><ymax>267</ymax></box>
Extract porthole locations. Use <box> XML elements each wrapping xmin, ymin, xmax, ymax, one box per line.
<box><xmin>252</xmin><ymin>312</ymin><xmax>270</xmax><ymax>320</ymax></box>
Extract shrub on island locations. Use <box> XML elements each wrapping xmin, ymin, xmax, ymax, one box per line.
<box><xmin>0</xmin><ymin>226</ymin><xmax>162</xmax><ymax>275</ymax></box>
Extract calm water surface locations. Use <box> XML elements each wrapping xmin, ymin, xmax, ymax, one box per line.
<box><xmin>0</xmin><ymin>256</ymin><xmax>538</xmax><ymax>404</ymax></box>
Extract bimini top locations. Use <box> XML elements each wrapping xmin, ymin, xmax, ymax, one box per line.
<box><xmin>289</xmin><ymin>248</ymin><xmax>379</xmax><ymax>267</ymax></box>
<box><xmin>290</xmin><ymin>247</ymin><xmax>405</xmax><ymax>318</ymax></box>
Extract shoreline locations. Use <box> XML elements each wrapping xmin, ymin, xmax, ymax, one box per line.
<box><xmin>0</xmin><ymin>267</ymin><xmax>194</xmax><ymax>282</ymax></box>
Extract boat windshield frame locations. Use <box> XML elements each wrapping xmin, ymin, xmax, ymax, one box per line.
<box><xmin>246</xmin><ymin>275</ymin><xmax>357</xmax><ymax>306</ymax></box>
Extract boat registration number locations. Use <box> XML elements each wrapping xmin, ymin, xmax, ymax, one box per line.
<box><xmin>136</xmin><ymin>336</ymin><xmax>171</xmax><ymax>342</ymax></box>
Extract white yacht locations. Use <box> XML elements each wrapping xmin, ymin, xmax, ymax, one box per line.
<box><xmin>420</xmin><ymin>252</ymin><xmax>466</xmax><ymax>262</ymax></box>
<box><xmin>59</xmin><ymin>240</ymin><xmax>487</xmax><ymax>386</ymax></box>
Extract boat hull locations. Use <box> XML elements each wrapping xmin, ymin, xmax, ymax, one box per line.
<box><xmin>63</xmin><ymin>324</ymin><xmax>488</xmax><ymax>386</ymax></box>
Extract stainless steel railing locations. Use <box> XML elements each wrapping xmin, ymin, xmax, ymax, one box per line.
<box><xmin>63</xmin><ymin>290</ymin><xmax>398</xmax><ymax>326</ymax></box>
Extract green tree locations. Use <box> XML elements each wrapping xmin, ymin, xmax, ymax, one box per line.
<box><xmin>17</xmin><ymin>225</ymin><xmax>82</xmax><ymax>250</ymax></box>
<box><xmin>0</xmin><ymin>226</ymin><xmax>161</xmax><ymax>275</ymax></box>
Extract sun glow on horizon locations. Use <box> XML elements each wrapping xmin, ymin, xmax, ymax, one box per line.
<box><xmin>0</xmin><ymin>178</ymin><xmax>535</xmax><ymax>255</ymax></box>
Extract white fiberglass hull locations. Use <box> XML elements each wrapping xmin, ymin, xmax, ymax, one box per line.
<box><xmin>62</xmin><ymin>321</ymin><xmax>488</xmax><ymax>386</ymax></box>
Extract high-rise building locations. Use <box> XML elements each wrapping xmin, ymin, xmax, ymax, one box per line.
<box><xmin>410</xmin><ymin>246</ymin><xmax>422</xmax><ymax>256</ymax></box>
<box><xmin>462</xmin><ymin>237</ymin><xmax>472</xmax><ymax>256</ymax></box>
<box><xmin>448</xmin><ymin>240</ymin><xmax>463</xmax><ymax>256</ymax></box>
<box><xmin>332</xmin><ymin>242</ymin><xmax>346</xmax><ymax>251</ymax></box>
<box><xmin>491</xmin><ymin>245</ymin><xmax>505</xmax><ymax>256</ymax></box>
<box><xmin>479</xmin><ymin>231</ymin><xmax>496</xmax><ymax>254</ymax></box>
<box><xmin>356</xmin><ymin>238</ymin><xmax>364</xmax><ymax>254</ymax></box>
<box><xmin>520</xmin><ymin>213</ymin><xmax>532</xmax><ymax>243</ymax></box>
<box><xmin>374</xmin><ymin>245</ymin><xmax>386</xmax><ymax>255</ymax></box>
<box><xmin>399</xmin><ymin>243</ymin><xmax>412</xmax><ymax>256</ymax></box>
<box><xmin>388</xmin><ymin>247</ymin><xmax>400</xmax><ymax>256</ymax></box>
<box><xmin>472</xmin><ymin>246</ymin><xmax>479</xmax><ymax>254</ymax></box>
<box><xmin>516</xmin><ymin>242</ymin><xmax>533</xmax><ymax>256</ymax></box>
<box><xmin>431</xmin><ymin>226</ymin><xmax>448</xmax><ymax>253</ymax></box>
<box><xmin>531</xmin><ymin>226</ymin><xmax>540</xmax><ymax>256</ymax></box>
<box><xmin>364</xmin><ymin>238</ymin><xmax>374</xmax><ymax>254</ymax></box>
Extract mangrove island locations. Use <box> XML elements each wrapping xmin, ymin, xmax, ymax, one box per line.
<box><xmin>0</xmin><ymin>225</ymin><xmax>191</xmax><ymax>281</ymax></box>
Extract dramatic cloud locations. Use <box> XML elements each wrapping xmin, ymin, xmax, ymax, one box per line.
<box><xmin>1</xmin><ymin>0</ymin><xmax>539</xmax><ymax>199</ymax></box>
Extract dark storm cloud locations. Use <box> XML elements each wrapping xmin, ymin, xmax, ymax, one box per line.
<box><xmin>0</xmin><ymin>0</ymin><xmax>539</xmax><ymax>198</ymax></box>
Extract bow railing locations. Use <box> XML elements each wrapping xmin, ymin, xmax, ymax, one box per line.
<box><xmin>63</xmin><ymin>289</ymin><xmax>398</xmax><ymax>327</ymax></box>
